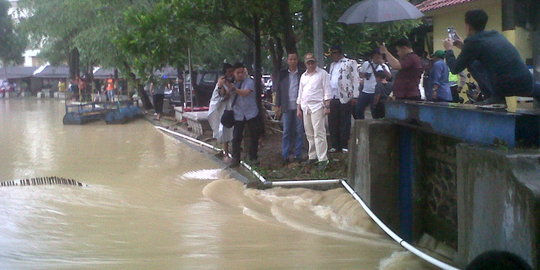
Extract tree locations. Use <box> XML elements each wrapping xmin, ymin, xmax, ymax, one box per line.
<box><xmin>295</xmin><ymin>0</ymin><xmax>421</xmax><ymax>62</ymax></box>
<box><xmin>0</xmin><ymin>0</ymin><xmax>27</xmax><ymax>66</ymax></box>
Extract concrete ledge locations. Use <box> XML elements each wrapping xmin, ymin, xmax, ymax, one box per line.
<box><xmin>385</xmin><ymin>101</ymin><xmax>540</xmax><ymax>148</ymax></box>
<box><xmin>182</xmin><ymin>111</ymin><xmax>210</xmax><ymax>136</ymax></box>
<box><xmin>348</xmin><ymin>120</ymin><xmax>400</xmax><ymax>232</ymax></box>
<box><xmin>457</xmin><ymin>144</ymin><xmax>540</xmax><ymax>268</ymax></box>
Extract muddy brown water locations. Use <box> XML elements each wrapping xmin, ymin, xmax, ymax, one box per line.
<box><xmin>0</xmin><ymin>99</ymin><xmax>433</xmax><ymax>269</ymax></box>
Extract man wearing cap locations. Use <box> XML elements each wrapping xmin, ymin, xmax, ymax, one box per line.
<box><xmin>428</xmin><ymin>50</ymin><xmax>453</xmax><ymax>102</ymax></box>
<box><xmin>297</xmin><ymin>53</ymin><xmax>332</xmax><ymax>170</ymax></box>
<box><xmin>327</xmin><ymin>45</ymin><xmax>360</xmax><ymax>153</ymax></box>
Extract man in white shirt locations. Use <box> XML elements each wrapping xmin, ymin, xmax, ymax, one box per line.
<box><xmin>355</xmin><ymin>49</ymin><xmax>391</xmax><ymax>119</ymax></box>
<box><xmin>327</xmin><ymin>45</ymin><xmax>360</xmax><ymax>153</ymax></box>
<box><xmin>297</xmin><ymin>53</ymin><xmax>332</xmax><ymax>170</ymax></box>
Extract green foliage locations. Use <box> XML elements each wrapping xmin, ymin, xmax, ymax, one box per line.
<box><xmin>0</xmin><ymin>0</ymin><xmax>27</xmax><ymax>65</ymax></box>
<box><xmin>295</xmin><ymin>0</ymin><xmax>421</xmax><ymax>62</ymax></box>
<box><xmin>19</xmin><ymin>0</ymin><xmax>424</xmax><ymax>76</ymax></box>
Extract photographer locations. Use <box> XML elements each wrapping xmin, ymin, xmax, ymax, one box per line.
<box><xmin>380</xmin><ymin>39</ymin><xmax>423</xmax><ymax>101</ymax></box>
<box><xmin>223</xmin><ymin>63</ymin><xmax>260</xmax><ymax>167</ymax></box>
<box><xmin>443</xmin><ymin>9</ymin><xmax>535</xmax><ymax>106</ymax></box>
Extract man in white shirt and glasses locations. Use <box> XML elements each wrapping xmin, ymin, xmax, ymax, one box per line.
<box><xmin>296</xmin><ymin>53</ymin><xmax>332</xmax><ymax>170</ymax></box>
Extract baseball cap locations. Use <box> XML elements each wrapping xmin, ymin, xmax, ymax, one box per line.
<box><xmin>431</xmin><ymin>50</ymin><xmax>446</xmax><ymax>58</ymax></box>
<box><xmin>304</xmin><ymin>53</ymin><xmax>316</xmax><ymax>63</ymax></box>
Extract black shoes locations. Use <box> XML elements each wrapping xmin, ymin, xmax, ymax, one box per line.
<box><xmin>317</xmin><ymin>160</ymin><xmax>329</xmax><ymax>170</ymax></box>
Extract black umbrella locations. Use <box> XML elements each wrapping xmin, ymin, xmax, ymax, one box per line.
<box><xmin>338</xmin><ymin>0</ymin><xmax>424</xmax><ymax>24</ymax></box>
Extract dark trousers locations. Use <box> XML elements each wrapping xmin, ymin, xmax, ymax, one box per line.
<box><xmin>354</xmin><ymin>92</ymin><xmax>374</xmax><ymax>119</ymax></box>
<box><xmin>450</xmin><ymin>85</ymin><xmax>461</xmax><ymax>103</ymax></box>
<box><xmin>468</xmin><ymin>61</ymin><xmax>494</xmax><ymax>98</ymax></box>
<box><xmin>153</xmin><ymin>94</ymin><xmax>164</xmax><ymax>114</ymax></box>
<box><xmin>232</xmin><ymin>116</ymin><xmax>260</xmax><ymax>161</ymax></box>
<box><xmin>372</xmin><ymin>102</ymin><xmax>385</xmax><ymax>119</ymax></box>
<box><xmin>329</xmin><ymin>99</ymin><xmax>352</xmax><ymax>151</ymax></box>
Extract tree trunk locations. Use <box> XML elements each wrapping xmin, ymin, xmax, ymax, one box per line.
<box><xmin>279</xmin><ymin>0</ymin><xmax>297</xmax><ymax>54</ymax></box>
<box><xmin>68</xmin><ymin>47</ymin><xmax>80</xmax><ymax>80</ymax></box>
<box><xmin>253</xmin><ymin>14</ymin><xmax>265</xmax><ymax>135</ymax></box>
<box><xmin>128</xmin><ymin>71</ymin><xmax>153</xmax><ymax>109</ymax></box>
<box><xmin>268</xmin><ymin>36</ymin><xmax>283</xmax><ymax>96</ymax></box>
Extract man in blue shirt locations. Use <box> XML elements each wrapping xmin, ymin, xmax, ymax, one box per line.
<box><xmin>224</xmin><ymin>63</ymin><xmax>260</xmax><ymax>167</ymax></box>
<box><xmin>429</xmin><ymin>50</ymin><xmax>453</xmax><ymax>102</ymax></box>
<box><xmin>275</xmin><ymin>53</ymin><xmax>306</xmax><ymax>164</ymax></box>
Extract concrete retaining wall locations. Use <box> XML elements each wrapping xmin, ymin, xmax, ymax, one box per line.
<box><xmin>457</xmin><ymin>144</ymin><xmax>540</xmax><ymax>268</ymax></box>
<box><xmin>348</xmin><ymin>120</ymin><xmax>400</xmax><ymax>232</ymax></box>
<box><xmin>349</xmin><ymin>119</ymin><xmax>540</xmax><ymax>268</ymax></box>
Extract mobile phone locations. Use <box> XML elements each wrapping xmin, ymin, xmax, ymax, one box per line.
<box><xmin>447</xmin><ymin>27</ymin><xmax>457</xmax><ymax>40</ymax></box>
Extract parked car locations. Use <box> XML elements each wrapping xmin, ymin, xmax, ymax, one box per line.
<box><xmin>192</xmin><ymin>70</ymin><xmax>219</xmax><ymax>107</ymax></box>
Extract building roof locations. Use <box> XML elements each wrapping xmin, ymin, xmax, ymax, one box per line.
<box><xmin>33</xmin><ymin>65</ymin><xmax>69</xmax><ymax>78</ymax></box>
<box><xmin>0</xmin><ymin>66</ymin><xmax>37</xmax><ymax>79</ymax></box>
<box><xmin>93</xmin><ymin>68</ymin><xmax>116</xmax><ymax>79</ymax></box>
<box><xmin>416</xmin><ymin>0</ymin><xmax>479</xmax><ymax>12</ymax></box>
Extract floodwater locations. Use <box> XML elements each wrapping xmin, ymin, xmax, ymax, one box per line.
<box><xmin>0</xmin><ymin>99</ymin><xmax>432</xmax><ymax>269</ymax></box>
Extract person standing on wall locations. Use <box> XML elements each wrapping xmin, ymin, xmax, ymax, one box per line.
<box><xmin>355</xmin><ymin>48</ymin><xmax>391</xmax><ymax>119</ymax></box>
<box><xmin>380</xmin><ymin>39</ymin><xmax>423</xmax><ymax>101</ymax></box>
<box><xmin>275</xmin><ymin>53</ymin><xmax>306</xmax><ymax>165</ymax></box>
<box><xmin>297</xmin><ymin>53</ymin><xmax>332</xmax><ymax>170</ymax></box>
<box><xmin>106</xmin><ymin>75</ymin><xmax>115</xmax><ymax>102</ymax></box>
<box><xmin>428</xmin><ymin>50</ymin><xmax>453</xmax><ymax>102</ymax></box>
<box><xmin>327</xmin><ymin>45</ymin><xmax>360</xmax><ymax>153</ymax></box>
<box><xmin>224</xmin><ymin>63</ymin><xmax>260</xmax><ymax>168</ymax></box>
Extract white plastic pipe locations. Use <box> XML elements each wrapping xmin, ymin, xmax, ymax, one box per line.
<box><xmin>271</xmin><ymin>179</ymin><xmax>341</xmax><ymax>186</ymax></box>
<box><xmin>156</xmin><ymin>126</ymin><xmax>460</xmax><ymax>270</ymax></box>
<box><xmin>340</xmin><ymin>180</ymin><xmax>460</xmax><ymax>270</ymax></box>
<box><xmin>156</xmin><ymin>126</ymin><xmax>221</xmax><ymax>152</ymax></box>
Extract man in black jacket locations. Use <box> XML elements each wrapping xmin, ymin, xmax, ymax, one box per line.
<box><xmin>275</xmin><ymin>53</ymin><xmax>306</xmax><ymax>164</ymax></box>
<box><xmin>443</xmin><ymin>9</ymin><xmax>539</xmax><ymax>106</ymax></box>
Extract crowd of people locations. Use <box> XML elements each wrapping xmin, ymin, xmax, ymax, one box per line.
<box><xmin>207</xmin><ymin>8</ymin><xmax>539</xmax><ymax>170</ymax></box>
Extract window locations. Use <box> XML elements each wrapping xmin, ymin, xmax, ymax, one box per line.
<box><xmin>202</xmin><ymin>72</ymin><xmax>217</xmax><ymax>84</ymax></box>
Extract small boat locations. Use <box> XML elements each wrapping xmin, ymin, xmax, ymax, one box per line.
<box><xmin>104</xmin><ymin>100</ymin><xmax>144</xmax><ymax>124</ymax></box>
<box><xmin>63</xmin><ymin>102</ymin><xmax>106</xmax><ymax>125</ymax></box>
